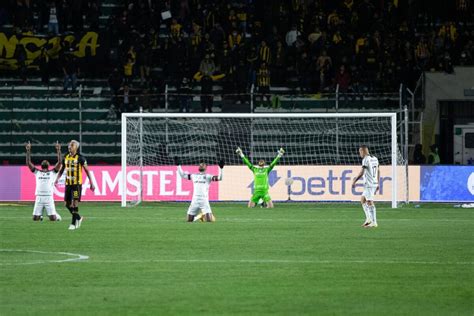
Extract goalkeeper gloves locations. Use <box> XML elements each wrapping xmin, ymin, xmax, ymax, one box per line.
<box><xmin>218</xmin><ymin>159</ymin><xmax>225</xmax><ymax>169</ymax></box>
<box><xmin>236</xmin><ymin>147</ymin><xmax>244</xmax><ymax>158</ymax></box>
<box><xmin>173</xmin><ymin>156</ymin><xmax>180</xmax><ymax>166</ymax></box>
<box><xmin>277</xmin><ymin>148</ymin><xmax>285</xmax><ymax>158</ymax></box>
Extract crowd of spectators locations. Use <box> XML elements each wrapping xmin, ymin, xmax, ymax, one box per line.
<box><xmin>2</xmin><ymin>0</ymin><xmax>474</xmax><ymax>99</ymax></box>
<box><xmin>104</xmin><ymin>0</ymin><xmax>474</xmax><ymax>96</ymax></box>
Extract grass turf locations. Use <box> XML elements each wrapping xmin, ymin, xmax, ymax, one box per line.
<box><xmin>0</xmin><ymin>202</ymin><xmax>473</xmax><ymax>315</ymax></box>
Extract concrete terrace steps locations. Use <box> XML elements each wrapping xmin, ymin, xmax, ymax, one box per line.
<box><xmin>1</xmin><ymin>1</ymin><xmax>124</xmax><ymax>31</ymax></box>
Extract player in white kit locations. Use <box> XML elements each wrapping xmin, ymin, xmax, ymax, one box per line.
<box><xmin>352</xmin><ymin>145</ymin><xmax>380</xmax><ymax>228</ymax></box>
<box><xmin>176</xmin><ymin>158</ymin><xmax>224</xmax><ymax>222</ymax></box>
<box><xmin>26</xmin><ymin>141</ymin><xmax>62</xmax><ymax>221</ymax></box>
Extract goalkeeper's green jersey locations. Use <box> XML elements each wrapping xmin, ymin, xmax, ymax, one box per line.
<box><xmin>241</xmin><ymin>155</ymin><xmax>281</xmax><ymax>192</ymax></box>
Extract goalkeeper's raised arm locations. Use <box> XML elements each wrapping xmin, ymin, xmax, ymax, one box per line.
<box><xmin>236</xmin><ymin>147</ymin><xmax>254</xmax><ymax>170</ymax></box>
<box><xmin>269</xmin><ymin>148</ymin><xmax>285</xmax><ymax>171</ymax></box>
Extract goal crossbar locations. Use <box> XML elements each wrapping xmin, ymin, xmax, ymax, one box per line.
<box><xmin>122</xmin><ymin>113</ymin><xmax>397</xmax><ymax>119</ymax></box>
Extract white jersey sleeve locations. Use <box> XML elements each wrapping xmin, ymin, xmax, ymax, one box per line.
<box><xmin>177</xmin><ymin>166</ymin><xmax>191</xmax><ymax>180</ymax></box>
<box><xmin>35</xmin><ymin>169</ymin><xmax>57</xmax><ymax>196</ymax></box>
<box><xmin>362</xmin><ymin>155</ymin><xmax>379</xmax><ymax>187</ymax></box>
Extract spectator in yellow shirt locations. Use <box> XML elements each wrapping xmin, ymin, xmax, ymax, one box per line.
<box><xmin>355</xmin><ymin>36</ymin><xmax>367</xmax><ymax>54</ymax></box>
<box><xmin>415</xmin><ymin>38</ymin><xmax>430</xmax><ymax>69</ymax></box>
<box><xmin>123</xmin><ymin>57</ymin><xmax>135</xmax><ymax>85</ymax></box>
<box><xmin>170</xmin><ymin>19</ymin><xmax>182</xmax><ymax>39</ymax></box>
<box><xmin>127</xmin><ymin>46</ymin><xmax>136</xmax><ymax>63</ymax></box>
<box><xmin>332</xmin><ymin>31</ymin><xmax>342</xmax><ymax>45</ymax></box>
<box><xmin>228</xmin><ymin>30</ymin><xmax>242</xmax><ymax>50</ymax></box>
<box><xmin>258</xmin><ymin>40</ymin><xmax>271</xmax><ymax>64</ymax></box>
<box><xmin>191</xmin><ymin>22</ymin><xmax>202</xmax><ymax>47</ymax></box>
<box><xmin>439</xmin><ymin>22</ymin><xmax>457</xmax><ymax>43</ymax></box>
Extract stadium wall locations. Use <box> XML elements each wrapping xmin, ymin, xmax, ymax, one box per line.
<box><xmin>423</xmin><ymin>67</ymin><xmax>474</xmax><ymax>157</ymax></box>
<box><xmin>1</xmin><ymin>165</ymin><xmax>472</xmax><ymax>202</ymax></box>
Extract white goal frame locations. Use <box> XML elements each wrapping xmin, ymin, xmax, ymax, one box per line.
<box><xmin>121</xmin><ymin>113</ymin><xmax>399</xmax><ymax>208</ymax></box>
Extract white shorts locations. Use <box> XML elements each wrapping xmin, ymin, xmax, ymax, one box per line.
<box><xmin>362</xmin><ymin>186</ymin><xmax>377</xmax><ymax>201</ymax></box>
<box><xmin>33</xmin><ymin>196</ymin><xmax>57</xmax><ymax>216</ymax></box>
<box><xmin>187</xmin><ymin>199</ymin><xmax>212</xmax><ymax>216</ymax></box>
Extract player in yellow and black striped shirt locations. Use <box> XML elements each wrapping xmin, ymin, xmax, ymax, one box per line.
<box><xmin>56</xmin><ymin>140</ymin><xmax>95</xmax><ymax>230</ymax></box>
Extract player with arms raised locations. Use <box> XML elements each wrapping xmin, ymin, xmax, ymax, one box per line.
<box><xmin>176</xmin><ymin>159</ymin><xmax>224</xmax><ymax>222</ymax></box>
<box><xmin>56</xmin><ymin>140</ymin><xmax>95</xmax><ymax>230</ymax></box>
<box><xmin>352</xmin><ymin>145</ymin><xmax>380</xmax><ymax>228</ymax></box>
<box><xmin>26</xmin><ymin>141</ymin><xmax>62</xmax><ymax>221</ymax></box>
<box><xmin>236</xmin><ymin>147</ymin><xmax>285</xmax><ymax>208</ymax></box>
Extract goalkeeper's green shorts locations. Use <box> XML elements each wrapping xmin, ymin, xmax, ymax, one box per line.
<box><xmin>250</xmin><ymin>191</ymin><xmax>271</xmax><ymax>204</ymax></box>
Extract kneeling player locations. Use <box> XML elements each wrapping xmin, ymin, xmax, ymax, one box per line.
<box><xmin>26</xmin><ymin>141</ymin><xmax>62</xmax><ymax>221</ymax></box>
<box><xmin>352</xmin><ymin>145</ymin><xmax>379</xmax><ymax>228</ymax></box>
<box><xmin>236</xmin><ymin>147</ymin><xmax>285</xmax><ymax>208</ymax></box>
<box><xmin>177</xmin><ymin>159</ymin><xmax>224</xmax><ymax>222</ymax></box>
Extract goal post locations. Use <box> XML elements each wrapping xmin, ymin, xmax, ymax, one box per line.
<box><xmin>121</xmin><ymin>113</ymin><xmax>405</xmax><ymax>208</ymax></box>
<box><xmin>391</xmin><ymin>112</ymin><xmax>397</xmax><ymax>209</ymax></box>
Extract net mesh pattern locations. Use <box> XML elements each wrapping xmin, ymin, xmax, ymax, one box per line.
<box><xmin>124</xmin><ymin>116</ymin><xmax>406</xmax><ymax>205</ymax></box>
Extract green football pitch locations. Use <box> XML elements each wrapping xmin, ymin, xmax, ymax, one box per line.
<box><xmin>1</xmin><ymin>202</ymin><xmax>473</xmax><ymax>315</ymax></box>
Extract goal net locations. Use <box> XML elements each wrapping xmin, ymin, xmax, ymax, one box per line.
<box><xmin>121</xmin><ymin>113</ymin><xmax>407</xmax><ymax>208</ymax></box>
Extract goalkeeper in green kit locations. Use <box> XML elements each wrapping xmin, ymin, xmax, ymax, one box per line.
<box><xmin>236</xmin><ymin>147</ymin><xmax>285</xmax><ymax>208</ymax></box>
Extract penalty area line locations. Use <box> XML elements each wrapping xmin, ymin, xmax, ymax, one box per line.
<box><xmin>87</xmin><ymin>258</ymin><xmax>474</xmax><ymax>266</ymax></box>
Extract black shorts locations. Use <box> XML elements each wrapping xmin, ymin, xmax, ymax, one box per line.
<box><xmin>65</xmin><ymin>185</ymin><xmax>82</xmax><ymax>202</ymax></box>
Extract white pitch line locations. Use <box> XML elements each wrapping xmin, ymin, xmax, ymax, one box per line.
<box><xmin>86</xmin><ymin>258</ymin><xmax>474</xmax><ymax>266</ymax></box>
<box><xmin>201</xmin><ymin>218</ymin><xmax>474</xmax><ymax>223</ymax></box>
<box><xmin>1</xmin><ymin>250</ymin><xmax>470</xmax><ymax>266</ymax></box>
<box><xmin>0</xmin><ymin>249</ymin><xmax>89</xmax><ymax>266</ymax></box>
<box><xmin>0</xmin><ymin>217</ymin><xmax>472</xmax><ymax>223</ymax></box>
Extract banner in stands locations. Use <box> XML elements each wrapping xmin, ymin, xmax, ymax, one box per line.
<box><xmin>0</xmin><ymin>32</ymin><xmax>100</xmax><ymax>70</ymax></box>
<box><xmin>420</xmin><ymin>166</ymin><xmax>474</xmax><ymax>202</ymax></box>
<box><xmin>0</xmin><ymin>165</ymin><xmax>426</xmax><ymax>202</ymax></box>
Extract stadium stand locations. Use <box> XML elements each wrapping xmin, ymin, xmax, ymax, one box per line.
<box><xmin>0</xmin><ymin>0</ymin><xmax>472</xmax><ymax>163</ymax></box>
